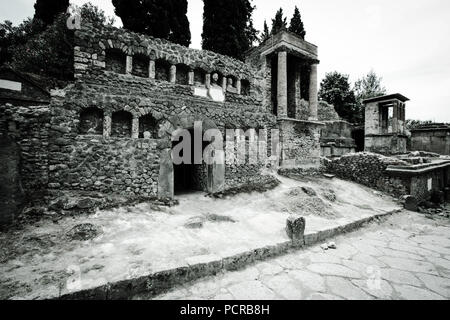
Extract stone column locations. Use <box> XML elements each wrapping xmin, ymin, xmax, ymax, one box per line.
<box><xmin>188</xmin><ymin>69</ymin><xmax>194</xmax><ymax>85</ymax></box>
<box><xmin>295</xmin><ymin>66</ymin><xmax>302</xmax><ymax>117</ymax></box>
<box><xmin>170</xmin><ymin>65</ymin><xmax>177</xmax><ymax>83</ymax></box>
<box><xmin>308</xmin><ymin>63</ymin><xmax>318</xmax><ymax>120</ymax></box>
<box><xmin>205</xmin><ymin>73</ymin><xmax>211</xmax><ymax>89</ymax></box>
<box><xmin>103</xmin><ymin>112</ymin><xmax>112</xmax><ymax>138</ymax></box>
<box><xmin>236</xmin><ymin>79</ymin><xmax>241</xmax><ymax>95</ymax></box>
<box><xmin>277</xmin><ymin>51</ymin><xmax>288</xmax><ymax>118</ymax></box>
<box><xmin>132</xmin><ymin>116</ymin><xmax>139</xmax><ymax>139</ymax></box>
<box><xmin>126</xmin><ymin>55</ymin><xmax>133</xmax><ymax>75</ymax></box>
<box><xmin>149</xmin><ymin>60</ymin><xmax>155</xmax><ymax>79</ymax></box>
<box><xmin>392</xmin><ymin>101</ymin><xmax>399</xmax><ymax>133</ymax></box>
<box><xmin>222</xmin><ymin>77</ymin><xmax>227</xmax><ymax>92</ymax></box>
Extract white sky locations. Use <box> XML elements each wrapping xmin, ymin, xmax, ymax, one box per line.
<box><xmin>1</xmin><ymin>0</ymin><xmax>449</xmax><ymax>122</ymax></box>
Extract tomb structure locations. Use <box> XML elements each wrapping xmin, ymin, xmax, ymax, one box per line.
<box><xmin>364</xmin><ymin>93</ymin><xmax>409</xmax><ymax>155</ymax></box>
<box><xmin>0</xmin><ymin>22</ymin><xmax>324</xmax><ymax>216</ymax></box>
<box><xmin>411</xmin><ymin>124</ymin><xmax>450</xmax><ymax>156</ymax></box>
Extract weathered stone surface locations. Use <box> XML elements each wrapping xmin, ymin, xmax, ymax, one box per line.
<box><xmin>286</xmin><ymin>215</ymin><xmax>306</xmax><ymax>242</ymax></box>
<box><xmin>184</xmin><ymin>216</ymin><xmax>206</xmax><ymax>229</ymax></box>
<box><xmin>67</xmin><ymin>223</ymin><xmax>101</xmax><ymax>241</ymax></box>
<box><xmin>403</xmin><ymin>196</ymin><xmax>418</xmax><ymax>212</ymax></box>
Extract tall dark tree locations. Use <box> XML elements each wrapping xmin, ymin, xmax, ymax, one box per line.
<box><xmin>318</xmin><ymin>71</ymin><xmax>358</xmax><ymax>123</ymax></box>
<box><xmin>271</xmin><ymin>8</ymin><xmax>287</xmax><ymax>35</ymax></box>
<box><xmin>288</xmin><ymin>6</ymin><xmax>306</xmax><ymax>39</ymax></box>
<box><xmin>112</xmin><ymin>0</ymin><xmax>190</xmax><ymax>46</ymax></box>
<box><xmin>202</xmin><ymin>0</ymin><xmax>258</xmax><ymax>60</ymax></box>
<box><xmin>34</xmin><ymin>0</ymin><xmax>69</xmax><ymax>26</ymax></box>
<box><xmin>260</xmin><ymin>20</ymin><xmax>270</xmax><ymax>43</ymax></box>
<box><xmin>167</xmin><ymin>0</ymin><xmax>191</xmax><ymax>46</ymax></box>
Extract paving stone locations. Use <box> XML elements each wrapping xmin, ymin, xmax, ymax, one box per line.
<box><xmin>380</xmin><ymin>269</ymin><xmax>422</xmax><ymax>287</ymax></box>
<box><xmin>219</xmin><ymin>267</ymin><xmax>260</xmax><ymax>287</ymax></box>
<box><xmin>186</xmin><ymin>278</ymin><xmax>222</xmax><ymax>298</ymax></box>
<box><xmin>380</xmin><ymin>247</ymin><xmax>425</xmax><ymax>261</ymax></box>
<box><xmin>378</xmin><ymin>256</ymin><xmax>439</xmax><ymax>275</ymax></box>
<box><xmin>394</xmin><ymin>284</ymin><xmax>445</xmax><ymax>300</ymax></box>
<box><xmin>306</xmin><ymin>293</ymin><xmax>344</xmax><ymax>300</ymax></box>
<box><xmin>308</xmin><ymin>252</ymin><xmax>342</xmax><ymax>265</ymax></box>
<box><xmin>324</xmin><ymin>243</ymin><xmax>359</xmax><ymax>260</ymax></box>
<box><xmin>350</xmin><ymin>241</ymin><xmax>384</xmax><ymax>257</ymax></box>
<box><xmin>419</xmin><ymin>244</ymin><xmax>450</xmax><ymax>256</ymax></box>
<box><xmin>416</xmin><ymin>273</ymin><xmax>450</xmax><ymax>297</ymax></box>
<box><xmin>307</xmin><ymin>263</ymin><xmax>362</xmax><ymax>279</ymax></box>
<box><xmin>275</xmin><ymin>253</ymin><xmax>306</xmax><ymax>270</ymax></box>
<box><xmin>287</xmin><ymin>270</ymin><xmax>326</xmax><ymax>293</ymax></box>
<box><xmin>352</xmin><ymin>253</ymin><xmax>386</xmax><ymax>268</ymax></box>
<box><xmin>352</xmin><ymin>279</ymin><xmax>394</xmax><ymax>300</ymax></box>
<box><xmin>255</xmin><ymin>262</ymin><xmax>284</xmax><ymax>276</ymax></box>
<box><xmin>262</xmin><ymin>274</ymin><xmax>303</xmax><ymax>300</ymax></box>
<box><xmin>227</xmin><ymin>280</ymin><xmax>277</xmax><ymax>300</ymax></box>
<box><xmin>389</xmin><ymin>242</ymin><xmax>440</xmax><ymax>257</ymax></box>
<box><xmin>325</xmin><ymin>276</ymin><xmax>372</xmax><ymax>300</ymax></box>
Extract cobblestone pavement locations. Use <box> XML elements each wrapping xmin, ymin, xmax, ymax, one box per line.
<box><xmin>137</xmin><ymin>210</ymin><xmax>450</xmax><ymax>300</ymax></box>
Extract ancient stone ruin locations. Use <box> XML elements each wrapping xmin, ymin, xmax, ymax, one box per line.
<box><xmin>0</xmin><ymin>23</ymin><xmax>326</xmax><ymax>227</ymax></box>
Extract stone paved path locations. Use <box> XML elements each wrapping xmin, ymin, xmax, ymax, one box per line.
<box><xmin>136</xmin><ymin>210</ymin><xmax>450</xmax><ymax>300</ymax></box>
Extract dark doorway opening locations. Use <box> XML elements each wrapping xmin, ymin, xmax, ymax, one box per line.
<box><xmin>172</xmin><ymin>129</ymin><xmax>210</xmax><ymax>195</ymax></box>
<box><xmin>352</xmin><ymin>128</ymin><xmax>365</xmax><ymax>152</ymax></box>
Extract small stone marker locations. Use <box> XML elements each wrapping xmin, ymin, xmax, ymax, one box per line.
<box><xmin>404</xmin><ymin>195</ymin><xmax>418</xmax><ymax>212</ymax></box>
<box><xmin>286</xmin><ymin>215</ymin><xmax>306</xmax><ymax>242</ymax></box>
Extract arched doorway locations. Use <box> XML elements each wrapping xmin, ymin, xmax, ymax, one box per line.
<box><xmin>157</xmin><ymin>116</ymin><xmax>225</xmax><ymax>198</ymax></box>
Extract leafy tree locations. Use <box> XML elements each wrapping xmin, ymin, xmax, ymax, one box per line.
<box><xmin>318</xmin><ymin>71</ymin><xmax>358</xmax><ymax>123</ymax></box>
<box><xmin>0</xmin><ymin>18</ymin><xmax>45</xmax><ymax>65</ymax></box>
<box><xmin>202</xmin><ymin>0</ymin><xmax>258</xmax><ymax>60</ymax></box>
<box><xmin>288</xmin><ymin>6</ymin><xmax>306</xmax><ymax>39</ymax></box>
<box><xmin>112</xmin><ymin>0</ymin><xmax>191</xmax><ymax>46</ymax></box>
<box><xmin>271</xmin><ymin>8</ymin><xmax>287</xmax><ymax>35</ymax></box>
<box><xmin>353</xmin><ymin>70</ymin><xmax>387</xmax><ymax>124</ymax></box>
<box><xmin>260</xmin><ymin>20</ymin><xmax>270</xmax><ymax>43</ymax></box>
<box><xmin>34</xmin><ymin>0</ymin><xmax>70</xmax><ymax>26</ymax></box>
<box><xmin>8</xmin><ymin>4</ymin><xmax>113</xmax><ymax>82</ymax></box>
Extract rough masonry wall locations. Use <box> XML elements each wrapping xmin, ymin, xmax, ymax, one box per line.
<box><xmin>280</xmin><ymin>120</ymin><xmax>321</xmax><ymax>168</ymax></box>
<box><xmin>411</xmin><ymin>130</ymin><xmax>450</xmax><ymax>156</ymax></box>
<box><xmin>325</xmin><ymin>153</ymin><xmax>410</xmax><ymax>198</ymax></box>
<box><xmin>45</xmin><ymin>22</ymin><xmax>278</xmax><ymax>197</ymax></box>
<box><xmin>0</xmin><ymin>104</ymin><xmax>50</xmax><ymax>197</ymax></box>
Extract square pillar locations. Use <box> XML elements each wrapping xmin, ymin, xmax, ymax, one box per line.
<box><xmin>132</xmin><ymin>116</ymin><xmax>139</xmax><ymax>139</ymax></box>
<box><xmin>295</xmin><ymin>67</ymin><xmax>302</xmax><ymax>115</ymax></box>
<box><xmin>170</xmin><ymin>65</ymin><xmax>177</xmax><ymax>83</ymax></box>
<box><xmin>222</xmin><ymin>77</ymin><xmax>227</xmax><ymax>92</ymax></box>
<box><xmin>126</xmin><ymin>55</ymin><xmax>133</xmax><ymax>75</ymax></box>
<box><xmin>277</xmin><ymin>51</ymin><xmax>288</xmax><ymax>117</ymax></box>
<box><xmin>188</xmin><ymin>69</ymin><xmax>194</xmax><ymax>85</ymax></box>
<box><xmin>149</xmin><ymin>60</ymin><xmax>155</xmax><ymax>79</ymax></box>
<box><xmin>308</xmin><ymin>63</ymin><xmax>319</xmax><ymax>120</ymax></box>
<box><xmin>205</xmin><ymin>73</ymin><xmax>211</xmax><ymax>89</ymax></box>
<box><xmin>103</xmin><ymin>112</ymin><xmax>112</xmax><ymax>138</ymax></box>
<box><xmin>392</xmin><ymin>101</ymin><xmax>399</xmax><ymax>133</ymax></box>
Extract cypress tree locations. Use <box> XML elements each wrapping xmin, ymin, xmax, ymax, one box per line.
<box><xmin>202</xmin><ymin>0</ymin><xmax>257</xmax><ymax>60</ymax></box>
<box><xmin>34</xmin><ymin>0</ymin><xmax>69</xmax><ymax>26</ymax></box>
<box><xmin>271</xmin><ymin>8</ymin><xmax>287</xmax><ymax>35</ymax></box>
<box><xmin>260</xmin><ymin>20</ymin><xmax>270</xmax><ymax>43</ymax></box>
<box><xmin>112</xmin><ymin>0</ymin><xmax>190</xmax><ymax>46</ymax></box>
<box><xmin>288</xmin><ymin>6</ymin><xmax>306</xmax><ymax>39</ymax></box>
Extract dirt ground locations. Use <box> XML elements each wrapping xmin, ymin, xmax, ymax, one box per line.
<box><xmin>0</xmin><ymin>175</ymin><xmax>400</xmax><ymax>299</ymax></box>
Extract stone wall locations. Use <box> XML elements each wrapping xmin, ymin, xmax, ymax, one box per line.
<box><xmin>279</xmin><ymin>120</ymin><xmax>321</xmax><ymax>168</ymax></box>
<box><xmin>0</xmin><ymin>104</ymin><xmax>50</xmax><ymax>197</ymax></box>
<box><xmin>411</xmin><ymin>128</ymin><xmax>450</xmax><ymax>156</ymax></box>
<box><xmin>44</xmin><ymin>21</ymin><xmax>279</xmax><ymax>198</ymax></box>
<box><xmin>325</xmin><ymin>153</ymin><xmax>410</xmax><ymax>197</ymax></box>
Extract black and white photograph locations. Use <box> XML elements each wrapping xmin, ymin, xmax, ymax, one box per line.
<box><xmin>0</xmin><ymin>0</ymin><xmax>449</xmax><ymax>307</ymax></box>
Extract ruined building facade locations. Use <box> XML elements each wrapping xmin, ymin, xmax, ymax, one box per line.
<box><xmin>0</xmin><ymin>23</ymin><xmax>323</xmax><ymax>218</ymax></box>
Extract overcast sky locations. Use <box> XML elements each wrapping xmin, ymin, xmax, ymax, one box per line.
<box><xmin>1</xmin><ymin>0</ymin><xmax>449</xmax><ymax>121</ymax></box>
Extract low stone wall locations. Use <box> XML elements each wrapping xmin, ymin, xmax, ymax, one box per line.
<box><xmin>325</xmin><ymin>153</ymin><xmax>410</xmax><ymax>197</ymax></box>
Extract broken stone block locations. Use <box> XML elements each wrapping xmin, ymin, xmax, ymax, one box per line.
<box><xmin>404</xmin><ymin>196</ymin><xmax>418</xmax><ymax>212</ymax></box>
<box><xmin>301</xmin><ymin>187</ymin><xmax>317</xmax><ymax>197</ymax></box>
<box><xmin>327</xmin><ymin>242</ymin><xmax>337</xmax><ymax>249</ymax></box>
<box><xmin>184</xmin><ymin>216</ymin><xmax>206</xmax><ymax>229</ymax></box>
<box><xmin>76</xmin><ymin>198</ymin><xmax>96</xmax><ymax>209</ymax></box>
<box><xmin>67</xmin><ymin>223</ymin><xmax>101</xmax><ymax>241</ymax></box>
<box><xmin>286</xmin><ymin>215</ymin><xmax>306</xmax><ymax>242</ymax></box>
